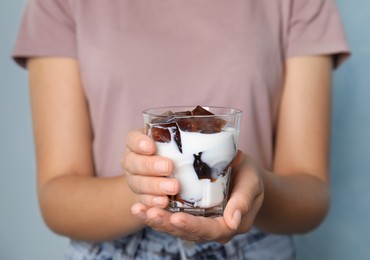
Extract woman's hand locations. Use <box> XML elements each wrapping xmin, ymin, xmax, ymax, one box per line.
<box><xmin>125</xmin><ymin>137</ymin><xmax>265</xmax><ymax>243</ymax></box>
<box><xmin>121</xmin><ymin>130</ymin><xmax>179</xmax><ymax>209</ymax></box>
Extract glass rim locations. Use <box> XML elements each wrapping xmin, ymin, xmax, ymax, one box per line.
<box><xmin>143</xmin><ymin>105</ymin><xmax>242</xmax><ymax>118</ymax></box>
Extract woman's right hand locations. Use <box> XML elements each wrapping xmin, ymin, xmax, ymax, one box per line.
<box><xmin>121</xmin><ymin>130</ymin><xmax>179</xmax><ymax>209</ymax></box>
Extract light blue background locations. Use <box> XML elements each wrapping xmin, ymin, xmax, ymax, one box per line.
<box><xmin>0</xmin><ymin>1</ymin><xmax>368</xmax><ymax>259</ymax></box>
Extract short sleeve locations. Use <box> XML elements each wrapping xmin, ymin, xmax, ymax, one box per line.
<box><xmin>12</xmin><ymin>0</ymin><xmax>76</xmax><ymax>68</ymax></box>
<box><xmin>286</xmin><ymin>0</ymin><xmax>350</xmax><ymax>67</ymax></box>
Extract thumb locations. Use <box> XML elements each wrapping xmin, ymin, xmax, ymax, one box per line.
<box><xmin>223</xmin><ymin>191</ymin><xmax>253</xmax><ymax>231</ymax></box>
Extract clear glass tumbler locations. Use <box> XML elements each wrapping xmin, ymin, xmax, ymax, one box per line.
<box><xmin>143</xmin><ymin>106</ymin><xmax>242</xmax><ymax>217</ymax></box>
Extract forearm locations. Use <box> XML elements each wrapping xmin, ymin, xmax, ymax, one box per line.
<box><xmin>254</xmin><ymin>56</ymin><xmax>333</xmax><ymax>234</ymax></box>
<box><xmin>39</xmin><ymin>174</ymin><xmax>144</xmax><ymax>242</ymax></box>
<box><xmin>255</xmin><ymin>171</ymin><xmax>330</xmax><ymax>234</ymax></box>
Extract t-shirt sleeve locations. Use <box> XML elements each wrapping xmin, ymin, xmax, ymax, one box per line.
<box><xmin>12</xmin><ymin>0</ymin><xmax>76</xmax><ymax>68</ymax></box>
<box><xmin>286</xmin><ymin>0</ymin><xmax>350</xmax><ymax>67</ymax></box>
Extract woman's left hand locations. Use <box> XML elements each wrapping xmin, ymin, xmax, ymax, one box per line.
<box><xmin>131</xmin><ymin>151</ymin><xmax>265</xmax><ymax>243</ymax></box>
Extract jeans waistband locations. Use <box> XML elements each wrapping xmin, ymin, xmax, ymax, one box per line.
<box><xmin>66</xmin><ymin>227</ymin><xmax>294</xmax><ymax>260</ymax></box>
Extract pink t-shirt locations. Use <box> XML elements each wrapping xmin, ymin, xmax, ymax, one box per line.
<box><xmin>13</xmin><ymin>0</ymin><xmax>349</xmax><ymax>178</ymax></box>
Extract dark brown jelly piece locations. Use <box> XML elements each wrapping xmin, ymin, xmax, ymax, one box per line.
<box><xmin>152</xmin><ymin>110</ymin><xmax>192</xmax><ymax>124</ymax></box>
<box><xmin>151</xmin><ymin>111</ymin><xmax>175</xmax><ymax>124</ymax></box>
<box><xmin>193</xmin><ymin>152</ymin><xmax>212</xmax><ymax>179</ymax></box>
<box><xmin>191</xmin><ymin>105</ymin><xmax>214</xmax><ymax>116</ymax></box>
<box><xmin>176</xmin><ymin>117</ymin><xmax>199</xmax><ymax>132</ymax></box>
<box><xmin>149</xmin><ymin>106</ymin><xmax>227</xmax><ymax>153</ymax></box>
<box><xmin>175</xmin><ymin>106</ymin><xmax>227</xmax><ymax>133</ymax></box>
<box><xmin>174</xmin><ymin>110</ymin><xmax>192</xmax><ymax>117</ymax></box>
<box><xmin>150</xmin><ymin>106</ymin><xmax>226</xmax><ymax>133</ymax></box>
<box><xmin>151</xmin><ymin>123</ymin><xmax>182</xmax><ymax>152</ymax></box>
<box><xmin>151</xmin><ymin>125</ymin><xmax>172</xmax><ymax>143</ymax></box>
<box><xmin>191</xmin><ymin>106</ymin><xmax>227</xmax><ymax>133</ymax></box>
<box><xmin>176</xmin><ymin>117</ymin><xmax>226</xmax><ymax>133</ymax></box>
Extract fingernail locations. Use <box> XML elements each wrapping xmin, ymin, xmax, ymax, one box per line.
<box><xmin>132</xmin><ymin>209</ymin><xmax>147</xmax><ymax>221</ymax></box>
<box><xmin>153</xmin><ymin>197</ymin><xmax>165</xmax><ymax>206</ymax></box>
<box><xmin>139</xmin><ymin>140</ymin><xmax>149</xmax><ymax>153</ymax></box>
<box><xmin>154</xmin><ymin>160</ymin><xmax>169</xmax><ymax>173</ymax></box>
<box><xmin>232</xmin><ymin>210</ymin><xmax>241</xmax><ymax>230</ymax></box>
<box><xmin>160</xmin><ymin>181</ymin><xmax>176</xmax><ymax>194</ymax></box>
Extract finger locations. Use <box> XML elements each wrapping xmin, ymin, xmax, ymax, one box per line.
<box><xmin>131</xmin><ymin>203</ymin><xmax>149</xmax><ymax>221</ymax></box>
<box><xmin>224</xmin><ymin>171</ymin><xmax>254</xmax><ymax>229</ymax></box>
<box><xmin>231</xmin><ymin>192</ymin><xmax>263</xmax><ymax>233</ymax></box>
<box><xmin>137</xmin><ymin>207</ymin><xmax>191</xmax><ymax>238</ymax></box>
<box><xmin>127</xmin><ymin>175</ymin><xmax>179</xmax><ymax>196</ymax></box>
<box><xmin>131</xmin><ymin>204</ymin><xmax>191</xmax><ymax>235</ymax></box>
<box><xmin>224</xmin><ymin>190</ymin><xmax>253</xmax><ymax>231</ymax></box>
<box><xmin>144</xmin><ymin>208</ymin><xmax>201</xmax><ymax>241</ymax></box>
<box><xmin>144</xmin><ymin>207</ymin><xmax>176</xmax><ymax>231</ymax></box>
<box><xmin>224</xmin><ymin>164</ymin><xmax>262</xmax><ymax>231</ymax></box>
<box><xmin>132</xmin><ymin>205</ymin><xmax>189</xmax><ymax>239</ymax></box>
<box><xmin>126</xmin><ymin>130</ymin><xmax>156</xmax><ymax>155</ymax></box>
<box><xmin>169</xmin><ymin>213</ymin><xmax>231</xmax><ymax>242</ymax></box>
<box><xmin>122</xmin><ymin>151</ymin><xmax>173</xmax><ymax>176</ymax></box>
<box><xmin>137</xmin><ymin>194</ymin><xmax>169</xmax><ymax>208</ymax></box>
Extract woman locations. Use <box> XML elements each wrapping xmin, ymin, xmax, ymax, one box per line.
<box><xmin>13</xmin><ymin>0</ymin><xmax>349</xmax><ymax>259</ymax></box>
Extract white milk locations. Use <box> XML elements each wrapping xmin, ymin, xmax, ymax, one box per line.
<box><xmin>154</xmin><ymin>127</ymin><xmax>236</xmax><ymax>208</ymax></box>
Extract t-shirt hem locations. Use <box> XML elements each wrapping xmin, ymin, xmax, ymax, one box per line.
<box><xmin>12</xmin><ymin>48</ymin><xmax>77</xmax><ymax>69</ymax></box>
<box><xmin>286</xmin><ymin>44</ymin><xmax>351</xmax><ymax>69</ymax></box>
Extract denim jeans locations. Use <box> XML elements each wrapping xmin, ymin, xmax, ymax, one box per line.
<box><xmin>65</xmin><ymin>227</ymin><xmax>295</xmax><ymax>260</ymax></box>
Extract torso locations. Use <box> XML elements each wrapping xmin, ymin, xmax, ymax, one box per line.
<box><xmin>71</xmin><ymin>0</ymin><xmax>288</xmax><ymax>177</ymax></box>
